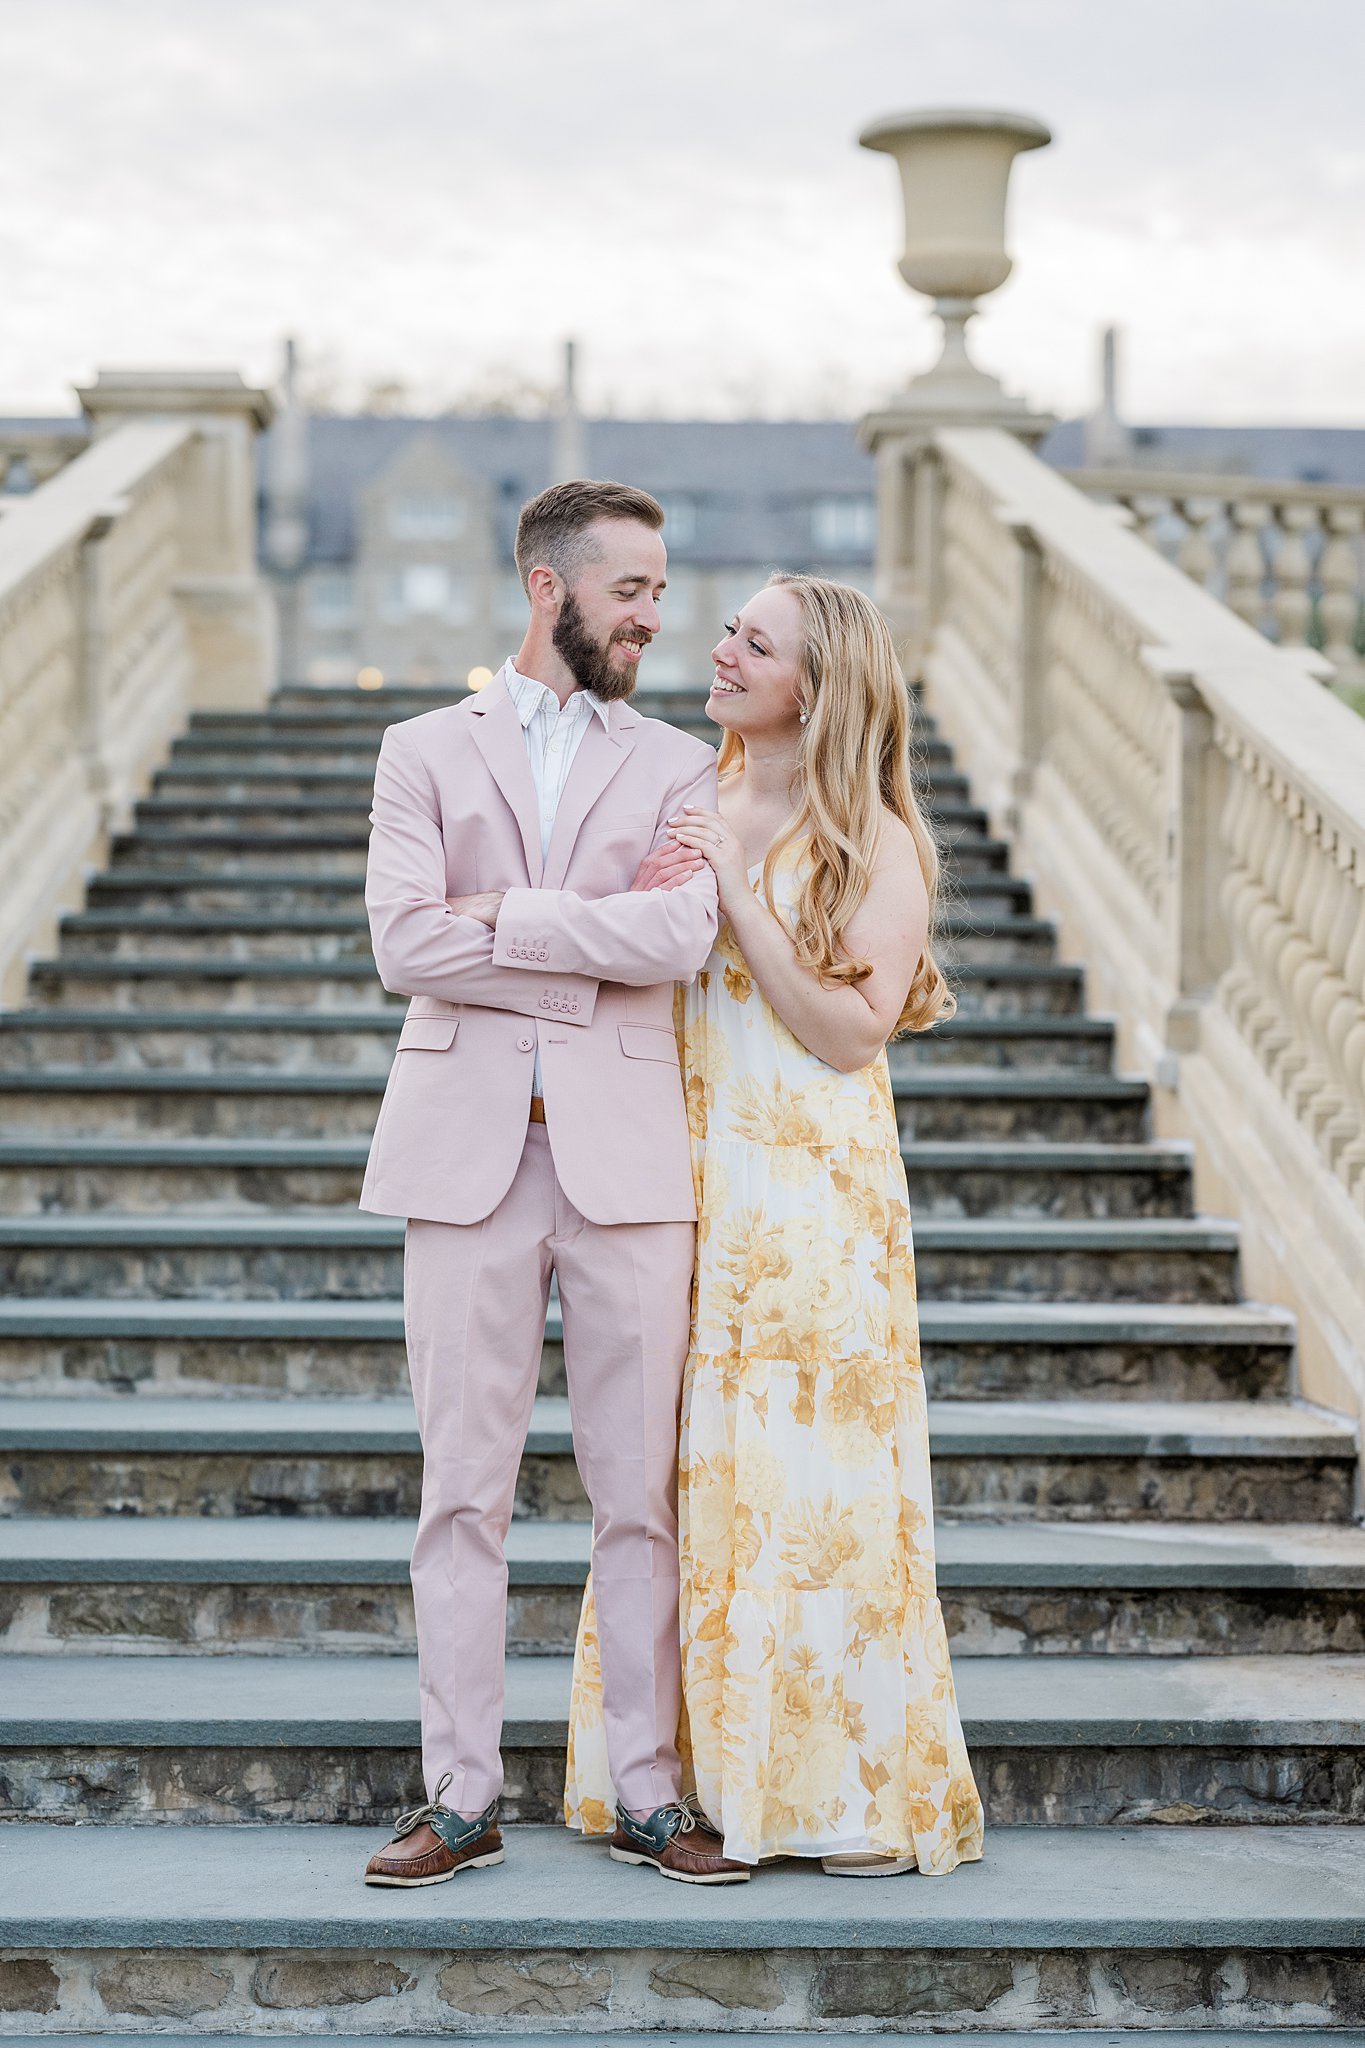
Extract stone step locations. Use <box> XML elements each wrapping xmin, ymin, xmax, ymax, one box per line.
<box><xmin>87</xmin><ymin>862</ymin><xmax>1028</xmax><ymax>915</ymax></box>
<box><xmin>0</xmin><ymin>1138</ymin><xmax>1195</xmax><ymax>1219</ymax></box>
<box><xmin>4</xmin><ymin>1650</ymin><xmax>1363</xmax><ymax>1829</ymax></box>
<box><xmin>2</xmin><ymin>1391</ymin><xmax>1344</xmax><ymax>1525</ymax></box>
<box><xmin>0</xmin><ymin>1068</ymin><xmax>1149</xmax><ymax>1149</ymax></box>
<box><xmin>162</xmin><ymin>728</ymin><xmax>957</xmax><ymax>772</ymax></box>
<box><xmin>2</xmin><ymin>1822</ymin><xmax>1363</xmax><ymax>2036</ymax></box>
<box><xmin>0</xmin><ymin>1007</ymin><xmax>1114</xmax><ymax>1074</ymax></box>
<box><xmin>147</xmin><ymin>764</ymin><xmax>974</xmax><ymax>804</ymax></box>
<box><xmin>0</xmin><ymin>2038</ymin><xmax>1338</xmax><ymax>2048</ymax></box>
<box><xmin>4</xmin><ymin>1514</ymin><xmax>1362</xmax><ymax>1657</ymax></box>
<box><xmin>111</xmin><ymin>831</ymin><xmax>374</xmax><ymax>874</ymax></box>
<box><xmin>0</xmin><ymin>1212</ymin><xmax>1239</xmax><ymax>1307</ymax></box>
<box><xmin>55</xmin><ymin>908</ymin><xmax>1057</xmax><ymax>968</ymax></box>
<box><xmin>187</xmin><ymin>693</ymin><xmax>721</xmax><ymax>734</ymax></box>
<box><xmin>23</xmin><ymin>957</ymin><xmax>1085</xmax><ymax>1017</ymax></box>
<box><xmin>106</xmin><ymin>828</ymin><xmax>1017</xmax><ymax>877</ymax></box>
<box><xmin>0</xmin><ymin>1297</ymin><xmax>1292</xmax><ymax>1404</ymax></box>
<box><xmin>126</xmin><ymin>789</ymin><xmax>992</xmax><ymax>832</ymax></box>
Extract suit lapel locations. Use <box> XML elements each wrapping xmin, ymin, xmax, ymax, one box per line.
<box><xmin>540</xmin><ymin>701</ymin><xmax>637</xmax><ymax>890</ymax></box>
<box><xmin>468</xmin><ymin>665</ymin><xmax>543</xmax><ymax>885</ymax></box>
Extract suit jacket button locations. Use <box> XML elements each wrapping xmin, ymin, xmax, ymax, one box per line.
<box><xmin>518</xmin><ymin>1035</ymin><xmax>534</xmax><ymax>1051</ymax></box>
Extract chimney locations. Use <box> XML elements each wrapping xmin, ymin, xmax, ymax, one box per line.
<box><xmin>552</xmin><ymin>338</ymin><xmax>587</xmax><ymax>483</ymax></box>
<box><xmin>1084</xmin><ymin>324</ymin><xmax>1130</xmax><ymax>469</ymax></box>
<box><xmin>265</xmin><ymin>337</ymin><xmax>309</xmax><ymax>574</ymax></box>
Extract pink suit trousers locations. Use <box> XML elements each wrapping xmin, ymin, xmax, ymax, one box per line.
<box><xmin>405</xmin><ymin>1124</ymin><xmax>694</xmax><ymax>1816</ymax></box>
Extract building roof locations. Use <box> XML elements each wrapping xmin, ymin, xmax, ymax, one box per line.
<box><xmin>258</xmin><ymin>414</ymin><xmax>876</xmax><ymax>567</ymax></box>
<box><xmin>1042</xmin><ymin>418</ymin><xmax>1365</xmax><ymax>486</ymax></box>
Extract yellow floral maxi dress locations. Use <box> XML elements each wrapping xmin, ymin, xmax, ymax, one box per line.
<box><xmin>564</xmin><ymin>846</ymin><xmax>984</xmax><ymax>1873</ymax></box>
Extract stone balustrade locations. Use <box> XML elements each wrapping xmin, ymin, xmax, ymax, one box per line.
<box><xmin>0</xmin><ymin>372</ymin><xmax>273</xmax><ymax>1005</ymax></box>
<box><xmin>898</xmin><ymin>426</ymin><xmax>1365</xmax><ymax>1422</ymax></box>
<box><xmin>0</xmin><ymin>423</ymin><xmax>90</xmax><ymax>495</ymax></box>
<box><xmin>1064</xmin><ymin>466</ymin><xmax>1365</xmax><ymax>691</ymax></box>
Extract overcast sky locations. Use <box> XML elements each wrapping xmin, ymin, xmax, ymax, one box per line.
<box><xmin>4</xmin><ymin>0</ymin><xmax>1363</xmax><ymax>425</ymax></box>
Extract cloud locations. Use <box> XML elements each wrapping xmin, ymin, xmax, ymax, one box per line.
<box><xmin>3</xmin><ymin>0</ymin><xmax>1363</xmax><ymax>421</ymax></box>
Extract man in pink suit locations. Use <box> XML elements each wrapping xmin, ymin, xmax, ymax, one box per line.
<box><xmin>360</xmin><ymin>481</ymin><xmax>747</xmax><ymax>1887</ymax></box>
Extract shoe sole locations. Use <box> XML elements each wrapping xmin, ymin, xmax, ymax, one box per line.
<box><xmin>363</xmin><ymin>1848</ymin><xmax>505</xmax><ymax>1887</ymax></box>
<box><xmin>609</xmin><ymin>1845</ymin><xmax>750</xmax><ymax>1884</ymax></box>
<box><xmin>820</xmin><ymin>1855</ymin><xmax>917</xmax><ymax>1877</ymax></box>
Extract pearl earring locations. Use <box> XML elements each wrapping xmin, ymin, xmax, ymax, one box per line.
<box><xmin>799</xmin><ymin>710</ymin><xmax>808</xmax><ymax>726</ymax></box>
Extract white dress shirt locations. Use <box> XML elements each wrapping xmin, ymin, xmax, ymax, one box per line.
<box><xmin>505</xmin><ymin>663</ymin><xmax>611</xmax><ymax>1091</ymax></box>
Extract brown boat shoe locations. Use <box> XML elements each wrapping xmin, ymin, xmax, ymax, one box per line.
<box><xmin>364</xmin><ymin>1773</ymin><xmax>503</xmax><ymax>1888</ymax></box>
<box><xmin>609</xmin><ymin>1797</ymin><xmax>751</xmax><ymax>1884</ymax></box>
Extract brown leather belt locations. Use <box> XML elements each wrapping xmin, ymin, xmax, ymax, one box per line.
<box><xmin>528</xmin><ymin>1096</ymin><xmax>547</xmax><ymax>1125</ymax></box>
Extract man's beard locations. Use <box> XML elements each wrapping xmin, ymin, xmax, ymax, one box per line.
<box><xmin>552</xmin><ymin>592</ymin><xmax>645</xmax><ymax>702</ymax></box>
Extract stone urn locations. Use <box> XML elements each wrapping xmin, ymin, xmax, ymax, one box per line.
<box><xmin>860</xmin><ymin>107</ymin><xmax>1051</xmax><ymax>414</ymax></box>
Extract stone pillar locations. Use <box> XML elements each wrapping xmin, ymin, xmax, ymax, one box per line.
<box><xmin>76</xmin><ymin>369</ymin><xmax>277</xmax><ymax>709</ymax></box>
<box><xmin>856</xmin><ymin>108</ymin><xmax>1054</xmax><ymax>666</ymax></box>
<box><xmin>263</xmin><ymin>339</ymin><xmax>310</xmax><ymax>685</ymax></box>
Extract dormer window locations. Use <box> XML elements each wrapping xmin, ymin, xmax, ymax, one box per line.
<box><xmin>811</xmin><ymin>496</ymin><xmax>875</xmax><ymax>552</ymax></box>
<box><xmin>388</xmin><ymin>494</ymin><xmax>467</xmax><ymax>541</ymax></box>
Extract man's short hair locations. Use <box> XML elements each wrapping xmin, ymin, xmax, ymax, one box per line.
<box><xmin>514</xmin><ymin>479</ymin><xmax>664</xmax><ymax>593</ymax></box>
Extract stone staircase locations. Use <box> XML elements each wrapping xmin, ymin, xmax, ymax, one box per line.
<box><xmin>1</xmin><ymin>682</ymin><xmax>1363</xmax><ymax>2040</ymax></box>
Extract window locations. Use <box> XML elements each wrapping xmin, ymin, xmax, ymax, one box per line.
<box><xmin>811</xmin><ymin>496</ymin><xmax>876</xmax><ymax>553</ymax></box>
<box><xmin>307</xmin><ymin>572</ymin><xmax>354</xmax><ymax>629</ymax></box>
<box><xmin>388</xmin><ymin>493</ymin><xmax>467</xmax><ymax>541</ymax></box>
<box><xmin>402</xmin><ymin>565</ymin><xmax>452</xmax><ymax>615</ymax></box>
<box><xmin>658</xmin><ymin>494</ymin><xmax>697</xmax><ymax>546</ymax></box>
<box><xmin>380</xmin><ymin>565</ymin><xmax>472</xmax><ymax>624</ymax></box>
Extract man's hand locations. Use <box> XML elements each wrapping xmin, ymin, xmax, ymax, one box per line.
<box><xmin>445</xmin><ymin>891</ymin><xmax>505</xmax><ymax>927</ymax></box>
<box><xmin>630</xmin><ymin>842</ymin><xmax>706</xmax><ymax>893</ymax></box>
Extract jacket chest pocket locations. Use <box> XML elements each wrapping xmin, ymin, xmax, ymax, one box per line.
<box><xmin>574</xmin><ymin>811</ymin><xmax>655</xmax><ymax>889</ymax></box>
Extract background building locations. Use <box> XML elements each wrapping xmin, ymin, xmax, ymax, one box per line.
<box><xmin>253</xmin><ymin>335</ymin><xmax>1365</xmax><ymax>691</ymax></box>
<box><xmin>259</xmin><ymin>344</ymin><xmax>879</xmax><ymax>689</ymax></box>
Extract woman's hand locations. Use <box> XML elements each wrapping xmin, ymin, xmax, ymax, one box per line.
<box><xmin>630</xmin><ymin>841</ymin><xmax>706</xmax><ymax>893</ymax></box>
<box><xmin>666</xmin><ymin>806</ymin><xmax>750</xmax><ymax>913</ymax></box>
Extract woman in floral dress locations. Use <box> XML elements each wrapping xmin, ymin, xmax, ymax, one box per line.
<box><xmin>565</xmin><ymin>573</ymin><xmax>984</xmax><ymax>1876</ymax></box>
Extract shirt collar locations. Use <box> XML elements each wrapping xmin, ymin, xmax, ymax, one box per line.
<box><xmin>506</xmin><ymin>663</ymin><xmax>611</xmax><ymax>732</ymax></box>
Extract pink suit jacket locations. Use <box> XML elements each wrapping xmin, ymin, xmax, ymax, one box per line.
<box><xmin>359</xmin><ymin>663</ymin><xmax>719</xmax><ymax>1228</ymax></box>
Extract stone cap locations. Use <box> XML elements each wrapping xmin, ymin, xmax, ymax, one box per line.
<box><xmin>859</xmin><ymin>107</ymin><xmax>1052</xmax><ymax>151</ymax></box>
<box><xmin>76</xmin><ymin>369</ymin><xmax>274</xmax><ymax>431</ymax></box>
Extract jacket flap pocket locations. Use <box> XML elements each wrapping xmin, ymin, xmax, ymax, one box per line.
<box><xmin>618</xmin><ymin>1023</ymin><xmax>680</xmax><ymax>1065</ymax></box>
<box><xmin>398</xmin><ymin>1017</ymin><xmax>460</xmax><ymax>1052</ymax></box>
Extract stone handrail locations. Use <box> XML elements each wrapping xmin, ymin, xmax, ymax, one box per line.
<box><xmin>1063</xmin><ymin>465</ymin><xmax>1365</xmax><ymax>686</ymax></box>
<box><xmin>912</xmin><ymin>426</ymin><xmax>1365</xmax><ymax>1421</ymax></box>
<box><xmin>0</xmin><ymin>373</ymin><xmax>273</xmax><ymax>1005</ymax></box>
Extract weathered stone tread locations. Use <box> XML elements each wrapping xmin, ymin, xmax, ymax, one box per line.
<box><xmin>4</xmin><ymin>1515</ymin><xmax>1364</xmax><ymax>1587</ymax></box>
<box><xmin>2</xmin><ymin>1650</ymin><xmax>1361</xmax><ymax>1748</ymax></box>
<box><xmin>0</xmin><ymin>1294</ymin><xmax>1291</xmax><ymax>1346</ymax></box>
<box><xmin>1</xmin><ymin>1822</ymin><xmax>1363</xmax><ymax>1948</ymax></box>
<box><xmin>0</xmin><ymin>1392</ymin><xmax>1348</xmax><ymax>1460</ymax></box>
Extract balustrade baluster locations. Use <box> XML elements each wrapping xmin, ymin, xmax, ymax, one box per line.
<box><xmin>1226</xmin><ymin>499</ymin><xmax>1269</xmax><ymax>632</ymax></box>
<box><xmin>1269</xmin><ymin>503</ymin><xmax>1317</xmax><ymax>648</ymax></box>
<box><xmin>1132</xmin><ymin>493</ymin><xmax>1171</xmax><ymax>554</ymax></box>
<box><xmin>1318</xmin><ymin>506</ymin><xmax>1364</xmax><ymax>679</ymax></box>
<box><xmin>1174</xmin><ymin>496</ymin><xmax>1219</xmax><ymax>592</ymax></box>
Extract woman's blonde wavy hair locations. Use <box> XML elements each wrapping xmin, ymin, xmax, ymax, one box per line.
<box><xmin>716</xmin><ymin>571</ymin><xmax>954</xmax><ymax>1036</ymax></box>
